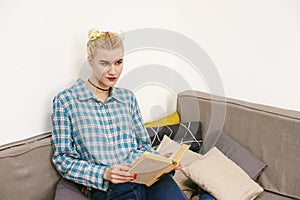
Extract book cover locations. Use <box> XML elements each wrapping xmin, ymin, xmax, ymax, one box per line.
<box><xmin>129</xmin><ymin>135</ymin><xmax>190</xmax><ymax>186</ymax></box>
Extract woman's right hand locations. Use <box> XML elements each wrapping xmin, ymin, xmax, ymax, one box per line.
<box><xmin>104</xmin><ymin>164</ymin><xmax>136</xmax><ymax>184</ymax></box>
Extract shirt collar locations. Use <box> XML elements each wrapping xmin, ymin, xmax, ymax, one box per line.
<box><xmin>109</xmin><ymin>87</ymin><xmax>125</xmax><ymax>103</ymax></box>
<box><xmin>75</xmin><ymin>79</ymin><xmax>125</xmax><ymax>103</ymax></box>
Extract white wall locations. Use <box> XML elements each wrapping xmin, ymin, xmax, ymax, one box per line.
<box><xmin>1</xmin><ymin>0</ymin><xmax>300</xmax><ymax>145</ymax></box>
<box><xmin>0</xmin><ymin>0</ymin><xmax>178</xmax><ymax>145</ymax></box>
<box><xmin>177</xmin><ymin>0</ymin><xmax>300</xmax><ymax>110</ymax></box>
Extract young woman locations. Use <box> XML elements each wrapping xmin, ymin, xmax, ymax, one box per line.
<box><xmin>51</xmin><ymin>29</ymin><xmax>188</xmax><ymax>200</ymax></box>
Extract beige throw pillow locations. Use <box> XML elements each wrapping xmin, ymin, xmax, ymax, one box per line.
<box><xmin>157</xmin><ymin>136</ymin><xmax>201</xmax><ymax>198</ymax></box>
<box><xmin>181</xmin><ymin>147</ymin><xmax>264</xmax><ymax>200</ymax></box>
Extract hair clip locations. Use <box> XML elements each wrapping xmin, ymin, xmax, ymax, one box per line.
<box><xmin>88</xmin><ymin>29</ymin><xmax>124</xmax><ymax>41</ymax></box>
<box><xmin>88</xmin><ymin>29</ymin><xmax>102</xmax><ymax>41</ymax></box>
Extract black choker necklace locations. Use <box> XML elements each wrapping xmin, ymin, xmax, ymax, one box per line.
<box><xmin>88</xmin><ymin>79</ymin><xmax>110</xmax><ymax>91</ymax></box>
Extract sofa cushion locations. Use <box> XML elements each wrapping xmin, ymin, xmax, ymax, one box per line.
<box><xmin>146</xmin><ymin>121</ymin><xmax>202</xmax><ymax>152</ymax></box>
<box><xmin>182</xmin><ymin>147</ymin><xmax>264</xmax><ymax>200</ymax></box>
<box><xmin>54</xmin><ymin>179</ymin><xmax>88</xmax><ymax>200</ymax></box>
<box><xmin>0</xmin><ymin>132</ymin><xmax>60</xmax><ymax>200</ymax></box>
<box><xmin>215</xmin><ymin>131</ymin><xmax>267</xmax><ymax>180</ymax></box>
<box><xmin>256</xmin><ymin>191</ymin><xmax>297</xmax><ymax>200</ymax></box>
<box><xmin>144</xmin><ymin>111</ymin><xmax>180</xmax><ymax>127</ymax></box>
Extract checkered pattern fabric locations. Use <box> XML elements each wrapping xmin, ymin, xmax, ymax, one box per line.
<box><xmin>146</xmin><ymin>121</ymin><xmax>203</xmax><ymax>152</ymax></box>
<box><xmin>51</xmin><ymin>79</ymin><xmax>155</xmax><ymax>191</ymax></box>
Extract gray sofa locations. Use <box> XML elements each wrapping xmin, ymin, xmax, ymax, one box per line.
<box><xmin>177</xmin><ymin>90</ymin><xmax>300</xmax><ymax>199</ymax></box>
<box><xmin>0</xmin><ymin>90</ymin><xmax>299</xmax><ymax>200</ymax></box>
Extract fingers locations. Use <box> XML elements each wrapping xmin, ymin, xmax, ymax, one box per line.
<box><xmin>104</xmin><ymin>165</ymin><xmax>136</xmax><ymax>184</ymax></box>
<box><xmin>110</xmin><ymin>169</ymin><xmax>134</xmax><ymax>184</ymax></box>
<box><xmin>109</xmin><ymin>173</ymin><xmax>133</xmax><ymax>184</ymax></box>
<box><xmin>110</xmin><ymin>167</ymin><xmax>133</xmax><ymax>178</ymax></box>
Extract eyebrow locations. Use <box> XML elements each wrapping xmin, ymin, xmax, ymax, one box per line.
<box><xmin>99</xmin><ymin>58</ymin><xmax>123</xmax><ymax>63</ymax></box>
<box><xmin>99</xmin><ymin>60</ymin><xmax>109</xmax><ymax>63</ymax></box>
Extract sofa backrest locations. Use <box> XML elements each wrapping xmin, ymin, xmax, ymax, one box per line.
<box><xmin>177</xmin><ymin>90</ymin><xmax>300</xmax><ymax>199</ymax></box>
<box><xmin>0</xmin><ymin>132</ymin><xmax>60</xmax><ymax>200</ymax></box>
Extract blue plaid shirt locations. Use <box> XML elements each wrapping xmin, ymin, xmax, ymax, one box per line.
<box><xmin>51</xmin><ymin>79</ymin><xmax>155</xmax><ymax>191</ymax></box>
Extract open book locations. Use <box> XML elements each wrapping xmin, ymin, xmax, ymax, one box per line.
<box><xmin>129</xmin><ymin>135</ymin><xmax>190</xmax><ymax>186</ymax></box>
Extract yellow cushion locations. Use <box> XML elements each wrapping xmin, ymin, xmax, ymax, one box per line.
<box><xmin>144</xmin><ymin>112</ymin><xmax>180</xmax><ymax>127</ymax></box>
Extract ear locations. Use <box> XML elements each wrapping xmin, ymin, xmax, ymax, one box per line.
<box><xmin>88</xmin><ymin>56</ymin><xmax>93</xmax><ymax>67</ymax></box>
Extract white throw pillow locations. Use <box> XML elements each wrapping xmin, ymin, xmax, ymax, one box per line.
<box><xmin>181</xmin><ymin>147</ymin><xmax>264</xmax><ymax>200</ymax></box>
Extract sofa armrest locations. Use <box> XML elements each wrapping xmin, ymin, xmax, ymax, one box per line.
<box><xmin>0</xmin><ymin>132</ymin><xmax>61</xmax><ymax>200</ymax></box>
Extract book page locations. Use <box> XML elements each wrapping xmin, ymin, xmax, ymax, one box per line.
<box><xmin>130</xmin><ymin>157</ymin><xmax>171</xmax><ymax>173</ymax></box>
<box><xmin>131</xmin><ymin>165</ymin><xmax>174</xmax><ymax>186</ymax></box>
<box><xmin>128</xmin><ymin>136</ymin><xmax>189</xmax><ymax>186</ymax></box>
<box><xmin>129</xmin><ymin>151</ymin><xmax>174</xmax><ymax>186</ymax></box>
<box><xmin>157</xmin><ymin>135</ymin><xmax>182</xmax><ymax>160</ymax></box>
<box><xmin>157</xmin><ymin>140</ymin><xmax>181</xmax><ymax>160</ymax></box>
<box><xmin>129</xmin><ymin>152</ymin><xmax>171</xmax><ymax>173</ymax></box>
<box><xmin>172</xmin><ymin>144</ymin><xmax>190</xmax><ymax>163</ymax></box>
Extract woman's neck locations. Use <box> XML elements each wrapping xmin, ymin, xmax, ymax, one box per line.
<box><xmin>84</xmin><ymin>80</ymin><xmax>110</xmax><ymax>102</ymax></box>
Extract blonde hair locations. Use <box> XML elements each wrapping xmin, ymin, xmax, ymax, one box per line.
<box><xmin>87</xmin><ymin>29</ymin><xmax>124</xmax><ymax>58</ymax></box>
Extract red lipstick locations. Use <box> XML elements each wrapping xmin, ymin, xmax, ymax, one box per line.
<box><xmin>107</xmin><ymin>77</ymin><xmax>116</xmax><ymax>81</ymax></box>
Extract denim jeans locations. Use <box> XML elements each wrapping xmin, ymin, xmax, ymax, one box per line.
<box><xmin>93</xmin><ymin>173</ymin><xmax>187</xmax><ymax>200</ymax></box>
<box><xmin>200</xmin><ymin>194</ymin><xmax>215</xmax><ymax>200</ymax></box>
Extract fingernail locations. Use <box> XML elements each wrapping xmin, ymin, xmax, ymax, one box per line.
<box><xmin>133</xmin><ymin>174</ymin><xmax>137</xmax><ymax>179</ymax></box>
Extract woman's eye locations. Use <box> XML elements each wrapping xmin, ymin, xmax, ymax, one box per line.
<box><xmin>100</xmin><ymin>62</ymin><xmax>108</xmax><ymax>66</ymax></box>
<box><xmin>116</xmin><ymin>60</ymin><xmax>123</xmax><ymax>65</ymax></box>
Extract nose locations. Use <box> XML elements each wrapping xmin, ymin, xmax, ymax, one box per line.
<box><xmin>108</xmin><ymin>64</ymin><xmax>117</xmax><ymax>75</ymax></box>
